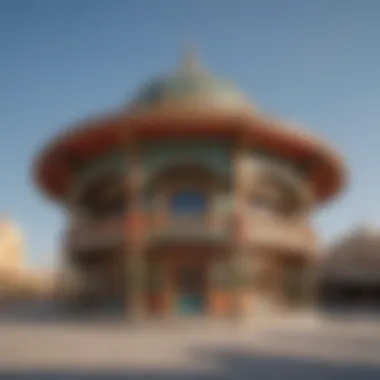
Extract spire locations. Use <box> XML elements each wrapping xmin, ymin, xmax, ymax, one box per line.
<box><xmin>178</xmin><ymin>44</ymin><xmax>203</xmax><ymax>75</ymax></box>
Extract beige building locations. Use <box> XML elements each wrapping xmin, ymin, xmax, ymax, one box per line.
<box><xmin>318</xmin><ymin>223</ymin><xmax>380</xmax><ymax>308</ymax></box>
<box><xmin>32</xmin><ymin>52</ymin><xmax>346</xmax><ymax>320</ymax></box>
<box><xmin>0</xmin><ymin>219</ymin><xmax>56</xmax><ymax>298</ymax></box>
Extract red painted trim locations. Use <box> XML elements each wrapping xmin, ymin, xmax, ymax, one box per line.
<box><xmin>33</xmin><ymin>113</ymin><xmax>346</xmax><ymax>202</ymax></box>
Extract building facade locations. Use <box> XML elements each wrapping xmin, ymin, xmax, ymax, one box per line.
<box><xmin>33</xmin><ymin>53</ymin><xmax>346</xmax><ymax>320</ymax></box>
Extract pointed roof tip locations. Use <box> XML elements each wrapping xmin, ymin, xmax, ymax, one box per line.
<box><xmin>178</xmin><ymin>43</ymin><xmax>203</xmax><ymax>74</ymax></box>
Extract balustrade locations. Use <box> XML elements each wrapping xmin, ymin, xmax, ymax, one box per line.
<box><xmin>66</xmin><ymin>217</ymin><xmax>126</xmax><ymax>252</ymax></box>
<box><xmin>146</xmin><ymin>198</ymin><xmax>234</xmax><ymax>243</ymax></box>
<box><xmin>245</xmin><ymin>214</ymin><xmax>317</xmax><ymax>253</ymax></box>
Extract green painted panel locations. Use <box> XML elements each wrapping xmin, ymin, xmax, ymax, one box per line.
<box><xmin>142</xmin><ymin>141</ymin><xmax>231</xmax><ymax>181</ymax></box>
<box><xmin>75</xmin><ymin>150</ymin><xmax>127</xmax><ymax>186</ymax></box>
<box><xmin>132</xmin><ymin>71</ymin><xmax>245</xmax><ymax>109</ymax></box>
<box><xmin>177</xmin><ymin>294</ymin><xmax>204</xmax><ymax>315</ymax></box>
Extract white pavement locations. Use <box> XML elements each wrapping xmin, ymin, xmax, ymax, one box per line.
<box><xmin>1</xmin><ymin>311</ymin><xmax>380</xmax><ymax>379</ymax></box>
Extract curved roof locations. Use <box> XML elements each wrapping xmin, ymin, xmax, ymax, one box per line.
<box><xmin>32</xmin><ymin>52</ymin><xmax>348</xmax><ymax>204</ymax></box>
<box><xmin>129</xmin><ymin>53</ymin><xmax>253</xmax><ymax>113</ymax></box>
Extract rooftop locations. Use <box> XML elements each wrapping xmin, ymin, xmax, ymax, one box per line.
<box><xmin>129</xmin><ymin>48</ymin><xmax>253</xmax><ymax>113</ymax></box>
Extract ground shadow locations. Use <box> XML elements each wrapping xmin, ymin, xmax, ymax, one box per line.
<box><xmin>258</xmin><ymin>327</ymin><xmax>380</xmax><ymax>353</ymax></box>
<box><xmin>2</xmin><ymin>347</ymin><xmax>380</xmax><ymax>380</ymax></box>
<box><xmin>193</xmin><ymin>348</ymin><xmax>380</xmax><ymax>379</ymax></box>
<box><xmin>0</xmin><ymin>299</ymin><xmax>124</xmax><ymax>324</ymax></box>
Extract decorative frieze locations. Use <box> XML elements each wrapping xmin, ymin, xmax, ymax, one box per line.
<box><xmin>142</xmin><ymin>141</ymin><xmax>231</xmax><ymax>183</ymax></box>
<box><xmin>244</xmin><ymin>216</ymin><xmax>316</xmax><ymax>252</ymax></box>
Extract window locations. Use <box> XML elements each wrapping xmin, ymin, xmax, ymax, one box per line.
<box><xmin>169</xmin><ymin>189</ymin><xmax>207</xmax><ymax>216</ymax></box>
<box><xmin>105</xmin><ymin>195</ymin><xmax>127</xmax><ymax>217</ymax></box>
<box><xmin>79</xmin><ymin>180</ymin><xmax>127</xmax><ymax>219</ymax></box>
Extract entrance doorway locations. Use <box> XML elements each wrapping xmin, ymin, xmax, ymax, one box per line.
<box><xmin>176</xmin><ymin>265</ymin><xmax>205</xmax><ymax>315</ymax></box>
<box><xmin>73</xmin><ymin>248</ymin><xmax>126</xmax><ymax>316</ymax></box>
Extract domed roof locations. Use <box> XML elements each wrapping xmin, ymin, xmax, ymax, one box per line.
<box><xmin>33</xmin><ymin>49</ymin><xmax>347</xmax><ymax>205</ymax></box>
<box><xmin>128</xmin><ymin>49</ymin><xmax>253</xmax><ymax>112</ymax></box>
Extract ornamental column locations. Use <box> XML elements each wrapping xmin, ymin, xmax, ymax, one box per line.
<box><xmin>125</xmin><ymin>142</ymin><xmax>147</xmax><ymax>320</ymax></box>
<box><xmin>229</xmin><ymin>142</ymin><xmax>250</xmax><ymax>320</ymax></box>
<box><xmin>302</xmin><ymin>259</ymin><xmax>319</xmax><ymax>310</ymax></box>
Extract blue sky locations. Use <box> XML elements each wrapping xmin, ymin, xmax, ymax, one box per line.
<box><xmin>0</xmin><ymin>0</ymin><xmax>379</xmax><ymax>268</ymax></box>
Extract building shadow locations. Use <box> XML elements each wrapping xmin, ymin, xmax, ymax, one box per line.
<box><xmin>319</xmin><ymin>305</ymin><xmax>380</xmax><ymax>321</ymax></box>
<box><xmin>2</xmin><ymin>347</ymin><xmax>380</xmax><ymax>380</ymax></box>
<box><xmin>0</xmin><ymin>299</ymin><xmax>124</xmax><ymax>325</ymax></box>
<box><xmin>193</xmin><ymin>348</ymin><xmax>380</xmax><ymax>379</ymax></box>
<box><xmin>257</xmin><ymin>324</ymin><xmax>380</xmax><ymax>351</ymax></box>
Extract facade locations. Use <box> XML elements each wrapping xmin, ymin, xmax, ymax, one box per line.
<box><xmin>33</xmin><ymin>52</ymin><xmax>346</xmax><ymax>320</ymax></box>
<box><xmin>318</xmin><ymin>223</ymin><xmax>380</xmax><ymax>310</ymax></box>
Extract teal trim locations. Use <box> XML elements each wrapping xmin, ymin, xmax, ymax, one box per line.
<box><xmin>177</xmin><ymin>294</ymin><xmax>204</xmax><ymax>315</ymax></box>
<box><xmin>73</xmin><ymin>149</ymin><xmax>127</xmax><ymax>188</ymax></box>
<box><xmin>142</xmin><ymin>141</ymin><xmax>231</xmax><ymax>182</ymax></box>
<box><xmin>131</xmin><ymin>71</ymin><xmax>248</xmax><ymax>109</ymax></box>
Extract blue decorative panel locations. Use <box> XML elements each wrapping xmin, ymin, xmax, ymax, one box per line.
<box><xmin>169</xmin><ymin>189</ymin><xmax>207</xmax><ymax>215</ymax></box>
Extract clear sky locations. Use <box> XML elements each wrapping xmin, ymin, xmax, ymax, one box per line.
<box><xmin>0</xmin><ymin>0</ymin><xmax>379</xmax><ymax>268</ymax></box>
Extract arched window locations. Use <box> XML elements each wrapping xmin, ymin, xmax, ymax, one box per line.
<box><xmin>169</xmin><ymin>189</ymin><xmax>207</xmax><ymax>216</ymax></box>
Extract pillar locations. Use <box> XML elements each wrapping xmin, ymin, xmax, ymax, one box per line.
<box><xmin>230</xmin><ymin>141</ymin><xmax>250</xmax><ymax>320</ymax></box>
<box><xmin>125</xmin><ymin>142</ymin><xmax>147</xmax><ymax>321</ymax></box>
<box><xmin>229</xmin><ymin>249</ymin><xmax>246</xmax><ymax>319</ymax></box>
<box><xmin>302</xmin><ymin>261</ymin><xmax>318</xmax><ymax>310</ymax></box>
<box><xmin>126</xmin><ymin>245</ymin><xmax>146</xmax><ymax>319</ymax></box>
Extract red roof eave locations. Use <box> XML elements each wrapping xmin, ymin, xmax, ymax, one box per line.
<box><xmin>33</xmin><ymin>111</ymin><xmax>347</xmax><ymax>204</ymax></box>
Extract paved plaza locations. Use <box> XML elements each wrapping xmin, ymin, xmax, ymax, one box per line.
<box><xmin>1</xmin><ymin>305</ymin><xmax>380</xmax><ymax>379</ymax></box>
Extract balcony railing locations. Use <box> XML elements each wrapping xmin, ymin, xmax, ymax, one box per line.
<box><xmin>146</xmin><ymin>214</ymin><xmax>233</xmax><ymax>244</ymax></box>
<box><xmin>65</xmin><ymin>217</ymin><xmax>126</xmax><ymax>252</ymax></box>
<box><xmin>245</xmin><ymin>214</ymin><xmax>317</xmax><ymax>253</ymax></box>
<box><xmin>66</xmin><ymin>204</ymin><xmax>315</xmax><ymax>253</ymax></box>
<box><xmin>146</xmin><ymin>199</ymin><xmax>234</xmax><ymax>242</ymax></box>
<box><xmin>65</xmin><ymin>205</ymin><xmax>234</xmax><ymax>252</ymax></box>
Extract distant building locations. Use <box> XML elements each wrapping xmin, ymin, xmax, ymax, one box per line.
<box><xmin>0</xmin><ymin>219</ymin><xmax>56</xmax><ymax>298</ymax></box>
<box><xmin>32</xmin><ymin>51</ymin><xmax>346</xmax><ymax>320</ymax></box>
<box><xmin>0</xmin><ymin>219</ymin><xmax>24</xmax><ymax>271</ymax></box>
<box><xmin>318</xmin><ymin>223</ymin><xmax>380</xmax><ymax>309</ymax></box>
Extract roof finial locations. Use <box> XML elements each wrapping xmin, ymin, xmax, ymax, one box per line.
<box><xmin>178</xmin><ymin>43</ymin><xmax>202</xmax><ymax>74</ymax></box>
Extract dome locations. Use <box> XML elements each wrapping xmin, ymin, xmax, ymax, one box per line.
<box><xmin>33</xmin><ymin>49</ymin><xmax>347</xmax><ymax>205</ymax></box>
<box><xmin>128</xmin><ymin>49</ymin><xmax>254</xmax><ymax>112</ymax></box>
